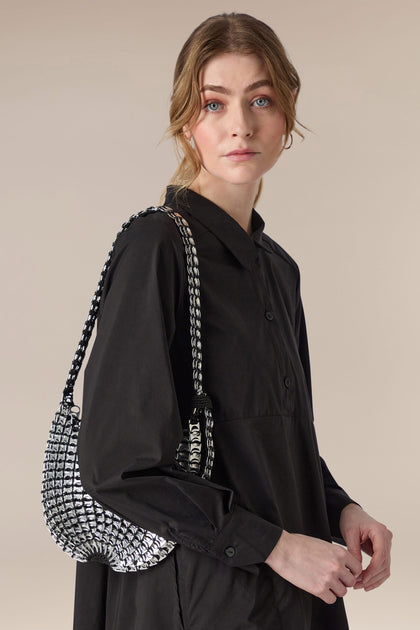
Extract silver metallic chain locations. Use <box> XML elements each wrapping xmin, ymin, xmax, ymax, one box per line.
<box><xmin>61</xmin><ymin>205</ymin><xmax>214</xmax><ymax>479</ymax></box>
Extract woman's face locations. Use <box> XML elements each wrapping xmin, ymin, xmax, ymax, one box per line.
<box><xmin>184</xmin><ymin>52</ymin><xmax>287</xmax><ymax>190</ymax></box>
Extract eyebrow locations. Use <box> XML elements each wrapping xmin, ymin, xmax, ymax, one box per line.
<box><xmin>200</xmin><ymin>79</ymin><xmax>273</xmax><ymax>95</ymax></box>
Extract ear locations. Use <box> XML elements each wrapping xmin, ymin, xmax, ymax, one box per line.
<box><xmin>182</xmin><ymin>124</ymin><xmax>192</xmax><ymax>141</ymax></box>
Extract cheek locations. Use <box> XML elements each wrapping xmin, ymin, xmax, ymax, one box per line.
<box><xmin>192</xmin><ymin>124</ymin><xmax>219</xmax><ymax>157</ymax></box>
<box><xmin>266</xmin><ymin>118</ymin><xmax>287</xmax><ymax>150</ymax></box>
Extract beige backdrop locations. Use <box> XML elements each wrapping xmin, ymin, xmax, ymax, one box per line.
<box><xmin>1</xmin><ymin>0</ymin><xmax>419</xmax><ymax>628</ymax></box>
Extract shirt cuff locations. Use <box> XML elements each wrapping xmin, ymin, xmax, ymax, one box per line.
<box><xmin>170</xmin><ymin>503</ymin><xmax>283</xmax><ymax>568</ymax></box>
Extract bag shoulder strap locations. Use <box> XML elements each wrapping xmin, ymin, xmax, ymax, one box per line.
<box><xmin>61</xmin><ymin>206</ymin><xmax>208</xmax><ymax>411</ymax></box>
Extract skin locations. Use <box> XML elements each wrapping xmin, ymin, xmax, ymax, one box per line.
<box><xmin>339</xmin><ymin>503</ymin><xmax>393</xmax><ymax>592</ymax></box>
<box><xmin>183</xmin><ymin>52</ymin><xmax>287</xmax><ymax>235</ymax></box>
<box><xmin>183</xmin><ymin>52</ymin><xmax>393</xmax><ymax>604</ymax></box>
<box><xmin>265</xmin><ymin>503</ymin><xmax>393</xmax><ymax>604</ymax></box>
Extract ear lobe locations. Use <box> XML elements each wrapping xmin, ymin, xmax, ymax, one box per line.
<box><xmin>182</xmin><ymin>124</ymin><xmax>192</xmax><ymax>141</ymax></box>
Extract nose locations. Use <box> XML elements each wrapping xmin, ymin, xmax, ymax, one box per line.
<box><xmin>229</xmin><ymin>102</ymin><xmax>254</xmax><ymax>138</ymax></box>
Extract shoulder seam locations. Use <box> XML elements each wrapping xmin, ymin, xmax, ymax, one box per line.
<box><xmin>261</xmin><ymin>233</ymin><xmax>300</xmax><ymax>274</ymax></box>
<box><xmin>115</xmin><ymin>208</ymin><xmax>186</xmax><ymax>253</ymax></box>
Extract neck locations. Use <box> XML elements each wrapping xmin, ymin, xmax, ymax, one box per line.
<box><xmin>188</xmin><ymin>174</ymin><xmax>260</xmax><ymax>236</ymax></box>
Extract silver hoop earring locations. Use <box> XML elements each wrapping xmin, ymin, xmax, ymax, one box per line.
<box><xmin>284</xmin><ymin>133</ymin><xmax>293</xmax><ymax>150</ymax></box>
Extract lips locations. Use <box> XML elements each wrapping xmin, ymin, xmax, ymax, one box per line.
<box><xmin>224</xmin><ymin>149</ymin><xmax>259</xmax><ymax>162</ymax></box>
<box><xmin>225</xmin><ymin>149</ymin><xmax>257</xmax><ymax>156</ymax></box>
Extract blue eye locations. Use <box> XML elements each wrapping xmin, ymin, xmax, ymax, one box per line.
<box><xmin>253</xmin><ymin>97</ymin><xmax>271</xmax><ymax>107</ymax></box>
<box><xmin>204</xmin><ymin>101</ymin><xmax>221</xmax><ymax>112</ymax></box>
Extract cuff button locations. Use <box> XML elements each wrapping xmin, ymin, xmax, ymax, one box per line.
<box><xmin>224</xmin><ymin>546</ymin><xmax>236</xmax><ymax>558</ymax></box>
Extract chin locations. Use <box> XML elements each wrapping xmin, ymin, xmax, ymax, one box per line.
<box><xmin>212</xmin><ymin>171</ymin><xmax>263</xmax><ymax>186</ymax></box>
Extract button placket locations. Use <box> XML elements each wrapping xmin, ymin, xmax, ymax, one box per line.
<box><xmin>252</xmin><ymin>254</ymin><xmax>276</xmax><ymax>323</ymax></box>
<box><xmin>252</xmin><ymin>255</ymin><xmax>296</xmax><ymax>415</ymax></box>
<box><xmin>250</xmin><ymin>253</ymin><xmax>273</xmax><ymax>315</ymax></box>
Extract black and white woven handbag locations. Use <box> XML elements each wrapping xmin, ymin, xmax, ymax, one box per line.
<box><xmin>41</xmin><ymin>205</ymin><xmax>215</xmax><ymax>572</ymax></box>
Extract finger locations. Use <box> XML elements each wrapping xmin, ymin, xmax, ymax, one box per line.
<box><xmin>345</xmin><ymin>528</ymin><xmax>363</xmax><ymax>563</ymax></box>
<box><xmin>364</xmin><ymin>563</ymin><xmax>387</xmax><ymax>583</ymax></box>
<box><xmin>341</xmin><ymin>567</ymin><xmax>359</xmax><ymax>588</ymax></box>
<box><xmin>354</xmin><ymin>562</ymin><xmax>391</xmax><ymax>591</ymax></box>
<box><xmin>344</xmin><ymin>552</ymin><xmax>363</xmax><ymax>578</ymax></box>
<box><xmin>365</xmin><ymin>575</ymin><xmax>390</xmax><ymax>591</ymax></box>
<box><xmin>361</xmin><ymin>551</ymin><xmax>388</xmax><ymax>584</ymax></box>
<box><xmin>364</xmin><ymin>567</ymin><xmax>391</xmax><ymax>589</ymax></box>
<box><xmin>331</xmin><ymin>580</ymin><xmax>348</xmax><ymax>598</ymax></box>
<box><xmin>322</xmin><ymin>589</ymin><xmax>337</xmax><ymax>605</ymax></box>
<box><xmin>361</xmin><ymin>532</ymin><xmax>389</xmax><ymax>581</ymax></box>
<box><xmin>353</xmin><ymin>567</ymin><xmax>370</xmax><ymax>589</ymax></box>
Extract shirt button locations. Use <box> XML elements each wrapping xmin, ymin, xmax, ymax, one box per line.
<box><xmin>265</xmin><ymin>310</ymin><xmax>274</xmax><ymax>321</ymax></box>
<box><xmin>284</xmin><ymin>376</ymin><xmax>292</xmax><ymax>388</ymax></box>
<box><xmin>224</xmin><ymin>546</ymin><xmax>236</xmax><ymax>558</ymax></box>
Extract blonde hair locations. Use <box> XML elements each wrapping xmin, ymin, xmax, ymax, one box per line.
<box><xmin>159</xmin><ymin>12</ymin><xmax>309</xmax><ymax>206</ymax></box>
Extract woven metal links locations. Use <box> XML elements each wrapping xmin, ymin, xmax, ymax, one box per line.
<box><xmin>160</xmin><ymin>208</ymin><xmax>215</xmax><ymax>480</ymax></box>
<box><xmin>160</xmin><ymin>208</ymin><xmax>204</xmax><ymax>394</ymax></box>
<box><xmin>42</xmin><ymin>204</ymin><xmax>215</xmax><ymax>572</ymax></box>
<box><xmin>62</xmin><ymin>208</ymin><xmax>156</xmax><ymax>406</ymax></box>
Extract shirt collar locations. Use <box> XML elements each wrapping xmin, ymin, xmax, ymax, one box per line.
<box><xmin>163</xmin><ymin>185</ymin><xmax>272</xmax><ymax>270</ymax></box>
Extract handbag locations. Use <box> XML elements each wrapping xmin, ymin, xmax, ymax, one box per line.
<box><xmin>41</xmin><ymin>205</ymin><xmax>215</xmax><ymax>572</ymax></box>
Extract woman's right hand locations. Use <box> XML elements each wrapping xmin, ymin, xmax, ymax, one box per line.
<box><xmin>264</xmin><ymin>530</ymin><xmax>363</xmax><ymax>604</ymax></box>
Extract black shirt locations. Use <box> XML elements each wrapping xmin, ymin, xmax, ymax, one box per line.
<box><xmin>74</xmin><ymin>185</ymin><xmax>357</xmax><ymax>629</ymax></box>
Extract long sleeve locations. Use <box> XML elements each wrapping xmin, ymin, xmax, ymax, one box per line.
<box><xmin>294</xmin><ymin>273</ymin><xmax>359</xmax><ymax>544</ymax></box>
<box><xmin>77</xmin><ymin>212</ymin><xmax>282</xmax><ymax>568</ymax></box>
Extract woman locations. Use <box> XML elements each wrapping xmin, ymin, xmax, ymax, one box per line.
<box><xmin>73</xmin><ymin>12</ymin><xmax>392</xmax><ymax>630</ymax></box>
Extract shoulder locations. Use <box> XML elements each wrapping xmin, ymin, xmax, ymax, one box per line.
<box><xmin>93</xmin><ymin>208</ymin><xmax>188</xmax><ymax>330</ymax></box>
<box><xmin>100</xmin><ymin>207</ymin><xmax>187</xmax><ymax>302</ymax></box>
<box><xmin>261</xmin><ymin>233</ymin><xmax>302</xmax><ymax>307</ymax></box>
<box><xmin>261</xmin><ymin>233</ymin><xmax>301</xmax><ymax>278</ymax></box>
<box><xmin>111</xmin><ymin>207</ymin><xmax>186</xmax><ymax>270</ymax></box>
<box><xmin>117</xmin><ymin>207</ymin><xmax>183</xmax><ymax>252</ymax></box>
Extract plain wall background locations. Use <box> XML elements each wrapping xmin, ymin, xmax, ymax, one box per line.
<box><xmin>1</xmin><ymin>1</ymin><xmax>419</xmax><ymax>628</ymax></box>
